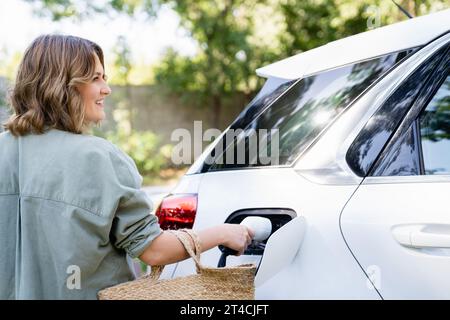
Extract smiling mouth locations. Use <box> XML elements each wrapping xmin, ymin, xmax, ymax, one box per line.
<box><xmin>95</xmin><ymin>99</ymin><xmax>104</xmax><ymax>106</ymax></box>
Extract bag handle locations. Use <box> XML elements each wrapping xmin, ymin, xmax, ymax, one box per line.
<box><xmin>149</xmin><ymin>229</ymin><xmax>203</xmax><ymax>281</ymax></box>
<box><xmin>171</xmin><ymin>229</ymin><xmax>203</xmax><ymax>268</ymax></box>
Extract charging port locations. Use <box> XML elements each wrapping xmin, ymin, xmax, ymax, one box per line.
<box><xmin>217</xmin><ymin>208</ymin><xmax>297</xmax><ymax>267</ymax></box>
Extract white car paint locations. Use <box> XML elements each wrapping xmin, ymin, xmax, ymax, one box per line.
<box><xmin>171</xmin><ymin>168</ymin><xmax>380</xmax><ymax>299</ymax></box>
<box><xmin>254</xmin><ymin>216</ymin><xmax>305</xmax><ymax>287</ymax></box>
<box><xmin>341</xmin><ymin>176</ymin><xmax>450</xmax><ymax>299</ymax></box>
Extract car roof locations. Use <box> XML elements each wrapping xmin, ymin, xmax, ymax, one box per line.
<box><xmin>256</xmin><ymin>9</ymin><xmax>450</xmax><ymax>80</ymax></box>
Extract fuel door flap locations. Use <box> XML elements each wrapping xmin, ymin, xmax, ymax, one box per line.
<box><xmin>255</xmin><ymin>217</ymin><xmax>306</xmax><ymax>287</ymax></box>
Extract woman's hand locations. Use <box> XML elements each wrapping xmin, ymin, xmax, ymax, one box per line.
<box><xmin>220</xmin><ymin>223</ymin><xmax>255</xmax><ymax>256</ymax></box>
<box><xmin>140</xmin><ymin>223</ymin><xmax>256</xmax><ymax>266</ymax></box>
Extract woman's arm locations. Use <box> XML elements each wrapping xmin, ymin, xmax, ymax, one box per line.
<box><xmin>139</xmin><ymin>224</ymin><xmax>254</xmax><ymax>266</ymax></box>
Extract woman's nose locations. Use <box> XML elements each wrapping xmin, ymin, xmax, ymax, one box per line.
<box><xmin>101</xmin><ymin>84</ymin><xmax>112</xmax><ymax>96</ymax></box>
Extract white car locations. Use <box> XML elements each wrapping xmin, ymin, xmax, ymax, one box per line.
<box><xmin>155</xmin><ymin>9</ymin><xmax>450</xmax><ymax>299</ymax></box>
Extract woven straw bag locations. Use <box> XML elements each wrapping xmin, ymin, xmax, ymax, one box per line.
<box><xmin>97</xmin><ymin>229</ymin><xmax>256</xmax><ymax>300</ymax></box>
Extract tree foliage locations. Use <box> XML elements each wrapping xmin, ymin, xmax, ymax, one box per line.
<box><xmin>25</xmin><ymin>0</ymin><xmax>450</xmax><ymax>128</ymax></box>
<box><xmin>111</xmin><ymin>35</ymin><xmax>132</xmax><ymax>86</ymax></box>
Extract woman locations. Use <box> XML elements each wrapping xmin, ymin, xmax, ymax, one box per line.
<box><xmin>0</xmin><ymin>34</ymin><xmax>253</xmax><ymax>299</ymax></box>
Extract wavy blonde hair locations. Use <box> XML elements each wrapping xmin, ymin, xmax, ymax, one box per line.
<box><xmin>4</xmin><ymin>34</ymin><xmax>105</xmax><ymax>136</ymax></box>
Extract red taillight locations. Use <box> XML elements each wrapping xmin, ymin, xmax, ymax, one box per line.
<box><xmin>155</xmin><ymin>194</ymin><xmax>198</xmax><ymax>230</ymax></box>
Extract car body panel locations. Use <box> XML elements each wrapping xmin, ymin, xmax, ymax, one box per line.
<box><xmin>255</xmin><ymin>216</ymin><xmax>306</xmax><ymax>287</ymax></box>
<box><xmin>339</xmin><ymin>36</ymin><xmax>450</xmax><ymax>300</ymax></box>
<box><xmin>171</xmin><ymin>168</ymin><xmax>380</xmax><ymax>299</ymax></box>
<box><xmin>341</xmin><ymin>176</ymin><xmax>450</xmax><ymax>299</ymax></box>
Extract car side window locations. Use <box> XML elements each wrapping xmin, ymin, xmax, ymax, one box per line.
<box><xmin>346</xmin><ymin>47</ymin><xmax>442</xmax><ymax>177</ymax></box>
<box><xmin>419</xmin><ymin>74</ymin><xmax>450</xmax><ymax>175</ymax></box>
<box><xmin>372</xmin><ymin>71</ymin><xmax>450</xmax><ymax>177</ymax></box>
<box><xmin>203</xmin><ymin>50</ymin><xmax>413</xmax><ymax>173</ymax></box>
<box><xmin>371</xmin><ymin>122</ymin><xmax>421</xmax><ymax>176</ymax></box>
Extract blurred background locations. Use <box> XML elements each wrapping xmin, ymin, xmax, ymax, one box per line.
<box><xmin>1</xmin><ymin>0</ymin><xmax>449</xmax><ymax>188</ymax></box>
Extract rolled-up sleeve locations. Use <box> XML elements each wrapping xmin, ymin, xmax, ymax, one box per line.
<box><xmin>111</xmin><ymin>189</ymin><xmax>162</xmax><ymax>259</ymax></box>
<box><xmin>102</xmin><ymin>144</ymin><xmax>163</xmax><ymax>259</ymax></box>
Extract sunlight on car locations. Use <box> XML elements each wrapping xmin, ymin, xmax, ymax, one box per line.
<box><xmin>313</xmin><ymin>111</ymin><xmax>333</xmax><ymax>125</ymax></box>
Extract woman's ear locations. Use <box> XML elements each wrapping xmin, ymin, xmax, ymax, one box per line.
<box><xmin>72</xmin><ymin>84</ymin><xmax>80</xmax><ymax>93</ymax></box>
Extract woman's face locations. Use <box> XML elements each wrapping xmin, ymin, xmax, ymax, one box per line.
<box><xmin>77</xmin><ymin>54</ymin><xmax>111</xmax><ymax>124</ymax></box>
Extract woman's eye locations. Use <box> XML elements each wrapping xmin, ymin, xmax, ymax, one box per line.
<box><xmin>93</xmin><ymin>77</ymin><xmax>99</xmax><ymax>81</ymax></box>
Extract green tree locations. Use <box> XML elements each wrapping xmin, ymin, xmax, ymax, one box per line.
<box><xmin>153</xmin><ymin>0</ymin><xmax>266</xmax><ymax>128</ymax></box>
<box><xmin>110</xmin><ymin>35</ymin><xmax>136</xmax><ymax>130</ymax></box>
<box><xmin>24</xmin><ymin>0</ymin><xmax>270</xmax><ymax>128</ymax></box>
<box><xmin>25</xmin><ymin>0</ymin><xmax>450</xmax><ymax>129</ymax></box>
<box><xmin>275</xmin><ymin>0</ymin><xmax>448</xmax><ymax>58</ymax></box>
<box><xmin>111</xmin><ymin>35</ymin><xmax>132</xmax><ymax>86</ymax></box>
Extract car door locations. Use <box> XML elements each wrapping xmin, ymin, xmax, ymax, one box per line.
<box><xmin>341</xmin><ymin>43</ymin><xmax>450</xmax><ymax>299</ymax></box>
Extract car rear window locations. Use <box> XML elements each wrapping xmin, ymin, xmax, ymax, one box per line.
<box><xmin>201</xmin><ymin>50</ymin><xmax>413</xmax><ymax>172</ymax></box>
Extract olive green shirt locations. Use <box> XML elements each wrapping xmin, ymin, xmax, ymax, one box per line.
<box><xmin>0</xmin><ymin>129</ymin><xmax>162</xmax><ymax>299</ymax></box>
